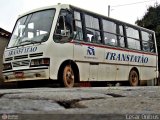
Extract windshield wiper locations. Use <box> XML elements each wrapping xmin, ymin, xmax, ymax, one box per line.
<box><xmin>19</xmin><ymin>40</ymin><xmax>32</xmax><ymax>44</ymax></box>
<box><xmin>19</xmin><ymin>39</ymin><xmax>42</xmax><ymax>45</ymax></box>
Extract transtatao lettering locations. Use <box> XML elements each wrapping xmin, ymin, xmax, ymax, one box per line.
<box><xmin>8</xmin><ymin>46</ymin><xmax>37</xmax><ymax>56</ymax></box>
<box><xmin>106</xmin><ymin>52</ymin><xmax>148</xmax><ymax>63</ymax></box>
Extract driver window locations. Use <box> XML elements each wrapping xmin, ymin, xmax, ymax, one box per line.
<box><xmin>55</xmin><ymin>16</ymin><xmax>65</xmax><ymax>35</ymax></box>
<box><xmin>55</xmin><ymin>10</ymin><xmax>72</xmax><ymax>37</ymax></box>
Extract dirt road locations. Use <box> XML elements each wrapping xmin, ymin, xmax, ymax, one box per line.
<box><xmin>0</xmin><ymin>86</ymin><xmax>159</xmax><ymax>120</ymax></box>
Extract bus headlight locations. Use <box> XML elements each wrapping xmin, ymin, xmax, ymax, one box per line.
<box><xmin>30</xmin><ymin>58</ymin><xmax>50</xmax><ymax>67</ymax></box>
<box><xmin>3</xmin><ymin>63</ymin><xmax>12</xmax><ymax>70</ymax></box>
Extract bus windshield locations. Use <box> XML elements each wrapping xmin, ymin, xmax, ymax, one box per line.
<box><xmin>8</xmin><ymin>9</ymin><xmax>55</xmax><ymax>48</ymax></box>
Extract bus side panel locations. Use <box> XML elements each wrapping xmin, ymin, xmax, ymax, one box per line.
<box><xmin>140</xmin><ymin>54</ymin><xmax>157</xmax><ymax>80</ymax></box>
<box><xmin>49</xmin><ymin>43</ymin><xmax>74</xmax><ymax>80</ymax></box>
<box><xmin>73</xmin><ymin>43</ymin><xmax>92</xmax><ymax>81</ymax></box>
<box><xmin>140</xmin><ymin>67</ymin><xmax>156</xmax><ymax>80</ymax></box>
<box><xmin>74</xmin><ymin>42</ymin><xmax>105</xmax><ymax>81</ymax></box>
<box><xmin>116</xmin><ymin>65</ymin><xmax>129</xmax><ymax>81</ymax></box>
<box><xmin>127</xmin><ymin>51</ymin><xmax>142</xmax><ymax>81</ymax></box>
<box><xmin>76</xmin><ymin>62</ymin><xmax>90</xmax><ymax>81</ymax></box>
<box><xmin>98</xmin><ymin>64</ymin><xmax>116</xmax><ymax>81</ymax></box>
<box><xmin>115</xmin><ymin>50</ymin><xmax>129</xmax><ymax>81</ymax></box>
<box><xmin>103</xmin><ymin>48</ymin><xmax>129</xmax><ymax>81</ymax></box>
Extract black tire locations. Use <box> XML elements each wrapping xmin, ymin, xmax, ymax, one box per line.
<box><xmin>158</xmin><ymin>78</ymin><xmax>160</xmax><ymax>86</ymax></box>
<box><xmin>61</xmin><ymin>65</ymin><xmax>75</xmax><ymax>88</ymax></box>
<box><xmin>129</xmin><ymin>70</ymin><xmax>139</xmax><ymax>86</ymax></box>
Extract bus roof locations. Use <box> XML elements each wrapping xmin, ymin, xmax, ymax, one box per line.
<box><xmin>17</xmin><ymin>3</ymin><xmax>154</xmax><ymax>33</ymax></box>
<box><xmin>70</xmin><ymin>4</ymin><xmax>155</xmax><ymax>33</ymax></box>
<box><xmin>18</xmin><ymin>4</ymin><xmax>70</xmax><ymax>18</ymax></box>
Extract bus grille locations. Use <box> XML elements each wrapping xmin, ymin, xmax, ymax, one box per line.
<box><xmin>12</xmin><ymin>60</ymin><xmax>30</xmax><ymax>67</ymax></box>
<box><xmin>30</xmin><ymin>52</ymin><xmax>43</xmax><ymax>57</ymax></box>
<box><xmin>14</xmin><ymin>55</ymin><xmax>28</xmax><ymax>60</ymax></box>
<box><xmin>5</xmin><ymin>57</ymin><xmax>13</xmax><ymax>61</ymax></box>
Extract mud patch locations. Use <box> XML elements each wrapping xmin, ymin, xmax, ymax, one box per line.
<box><xmin>0</xmin><ymin>93</ymin><xmax>5</xmax><ymax>98</ymax></box>
<box><xmin>106</xmin><ymin>93</ymin><xmax>125</xmax><ymax>97</ymax></box>
<box><xmin>124</xmin><ymin>89</ymin><xmax>133</xmax><ymax>91</ymax></box>
<box><xmin>57</xmin><ymin>100</ymin><xmax>86</xmax><ymax>109</ymax></box>
<box><xmin>57</xmin><ymin>97</ymin><xmax>105</xmax><ymax>109</ymax></box>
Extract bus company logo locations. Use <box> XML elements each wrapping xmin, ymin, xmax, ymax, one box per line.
<box><xmin>87</xmin><ymin>47</ymin><xmax>95</xmax><ymax>56</ymax></box>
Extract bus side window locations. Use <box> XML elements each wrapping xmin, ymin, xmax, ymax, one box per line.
<box><xmin>102</xmin><ymin>19</ymin><xmax>117</xmax><ymax>46</ymax></box>
<box><xmin>74</xmin><ymin>22</ymin><xmax>83</xmax><ymax>40</ymax></box>
<box><xmin>118</xmin><ymin>25</ymin><xmax>125</xmax><ymax>47</ymax></box>
<box><xmin>103</xmin><ymin>32</ymin><xmax>117</xmax><ymax>46</ymax></box>
<box><xmin>73</xmin><ymin>11</ymin><xmax>84</xmax><ymax>41</ymax></box>
<box><xmin>150</xmin><ymin>43</ymin><xmax>155</xmax><ymax>52</ymax></box>
<box><xmin>141</xmin><ymin>31</ymin><xmax>155</xmax><ymax>53</ymax></box>
<box><xmin>84</xmin><ymin>14</ymin><xmax>101</xmax><ymax>44</ymax></box>
<box><xmin>126</xmin><ymin>26</ymin><xmax>141</xmax><ymax>50</ymax></box>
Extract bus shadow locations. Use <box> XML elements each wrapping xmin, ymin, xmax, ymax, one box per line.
<box><xmin>1</xmin><ymin>80</ymin><xmax>157</xmax><ymax>89</ymax></box>
<box><xmin>0</xmin><ymin>80</ymin><xmax>61</xmax><ymax>89</ymax></box>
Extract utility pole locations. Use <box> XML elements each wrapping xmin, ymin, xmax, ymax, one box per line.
<box><xmin>108</xmin><ymin>5</ymin><xmax>110</xmax><ymax>17</ymax></box>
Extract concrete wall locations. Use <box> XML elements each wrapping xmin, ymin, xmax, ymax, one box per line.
<box><xmin>0</xmin><ymin>36</ymin><xmax>9</xmax><ymax>83</ymax></box>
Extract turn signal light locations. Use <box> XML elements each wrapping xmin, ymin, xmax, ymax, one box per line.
<box><xmin>30</xmin><ymin>58</ymin><xmax>50</xmax><ymax>67</ymax></box>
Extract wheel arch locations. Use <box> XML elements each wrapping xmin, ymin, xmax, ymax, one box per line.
<box><xmin>57</xmin><ymin>59</ymin><xmax>80</xmax><ymax>83</ymax></box>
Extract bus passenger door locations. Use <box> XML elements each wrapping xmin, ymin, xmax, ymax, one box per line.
<box><xmin>115</xmin><ymin>24</ymin><xmax>129</xmax><ymax>81</ymax></box>
<box><xmin>89</xmin><ymin>63</ymin><xmax>98</xmax><ymax>81</ymax></box>
<box><xmin>73</xmin><ymin>41</ymin><xmax>99</xmax><ymax>81</ymax></box>
<box><xmin>115</xmin><ymin>50</ymin><xmax>129</xmax><ymax>81</ymax></box>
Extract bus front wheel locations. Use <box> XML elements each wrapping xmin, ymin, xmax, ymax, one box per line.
<box><xmin>129</xmin><ymin>70</ymin><xmax>139</xmax><ymax>86</ymax></box>
<box><xmin>62</xmin><ymin>65</ymin><xmax>75</xmax><ymax>88</ymax></box>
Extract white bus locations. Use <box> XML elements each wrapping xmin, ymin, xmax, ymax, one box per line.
<box><xmin>3</xmin><ymin>4</ymin><xmax>159</xmax><ymax>87</ymax></box>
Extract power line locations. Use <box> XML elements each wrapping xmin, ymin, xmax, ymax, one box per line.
<box><xmin>112</xmin><ymin>0</ymin><xmax>157</xmax><ymax>8</ymax></box>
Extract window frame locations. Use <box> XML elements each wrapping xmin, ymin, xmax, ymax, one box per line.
<box><xmin>141</xmin><ymin>30</ymin><xmax>156</xmax><ymax>53</ymax></box>
<box><xmin>83</xmin><ymin>13</ymin><xmax>102</xmax><ymax>44</ymax></box>
<box><xmin>73</xmin><ymin>10</ymin><xmax>84</xmax><ymax>41</ymax></box>
<box><xmin>125</xmin><ymin>25</ymin><xmax>141</xmax><ymax>50</ymax></box>
<box><xmin>70</xmin><ymin>6</ymin><xmax>157</xmax><ymax>54</ymax></box>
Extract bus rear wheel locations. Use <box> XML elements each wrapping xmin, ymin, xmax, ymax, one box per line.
<box><xmin>129</xmin><ymin>70</ymin><xmax>139</xmax><ymax>86</ymax></box>
<box><xmin>62</xmin><ymin>65</ymin><xmax>75</xmax><ymax>88</ymax></box>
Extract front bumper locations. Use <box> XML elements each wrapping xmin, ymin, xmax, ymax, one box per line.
<box><xmin>3</xmin><ymin>67</ymin><xmax>50</xmax><ymax>82</ymax></box>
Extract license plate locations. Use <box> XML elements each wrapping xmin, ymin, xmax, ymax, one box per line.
<box><xmin>15</xmin><ymin>72</ymin><xmax>24</xmax><ymax>78</ymax></box>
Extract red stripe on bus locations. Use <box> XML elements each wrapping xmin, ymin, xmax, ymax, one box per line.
<box><xmin>70</xmin><ymin>41</ymin><xmax>157</xmax><ymax>56</ymax></box>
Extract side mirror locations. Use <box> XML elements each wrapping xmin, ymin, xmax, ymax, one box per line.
<box><xmin>53</xmin><ymin>34</ymin><xmax>62</xmax><ymax>42</ymax></box>
<box><xmin>53</xmin><ymin>34</ymin><xmax>72</xmax><ymax>43</ymax></box>
<box><xmin>60</xmin><ymin>36</ymin><xmax>70</xmax><ymax>43</ymax></box>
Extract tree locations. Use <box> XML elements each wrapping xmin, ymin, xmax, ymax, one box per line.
<box><xmin>136</xmin><ymin>3</ymin><xmax>160</xmax><ymax>68</ymax></box>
